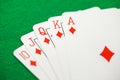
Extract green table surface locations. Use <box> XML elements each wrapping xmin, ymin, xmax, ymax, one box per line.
<box><xmin>0</xmin><ymin>0</ymin><xmax>120</xmax><ymax>80</ymax></box>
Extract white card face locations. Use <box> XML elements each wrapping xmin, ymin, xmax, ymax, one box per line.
<box><xmin>33</xmin><ymin>21</ymin><xmax>64</xmax><ymax>80</ymax></box>
<box><xmin>21</xmin><ymin>32</ymin><xmax>58</xmax><ymax>80</ymax></box>
<box><xmin>48</xmin><ymin>16</ymin><xmax>70</xmax><ymax>80</ymax></box>
<box><xmin>47</xmin><ymin>16</ymin><xmax>65</xmax><ymax>47</ymax></box>
<box><xmin>13</xmin><ymin>45</ymin><xmax>50</xmax><ymax>80</ymax></box>
<box><xmin>61</xmin><ymin>8</ymin><xmax>120</xmax><ymax>80</ymax></box>
<box><xmin>60</xmin><ymin>8</ymin><xmax>101</xmax><ymax>80</ymax></box>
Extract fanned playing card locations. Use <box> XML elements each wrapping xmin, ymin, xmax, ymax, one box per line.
<box><xmin>13</xmin><ymin>45</ymin><xmax>50</xmax><ymax>80</ymax></box>
<box><xmin>13</xmin><ymin>7</ymin><xmax>120</xmax><ymax>80</ymax></box>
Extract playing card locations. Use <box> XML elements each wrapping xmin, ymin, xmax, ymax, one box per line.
<box><xmin>33</xmin><ymin>21</ymin><xmax>64</xmax><ymax>80</ymax></box>
<box><xmin>47</xmin><ymin>16</ymin><xmax>70</xmax><ymax>80</ymax></box>
<box><xmin>13</xmin><ymin>45</ymin><xmax>50</xmax><ymax>80</ymax></box>
<box><xmin>57</xmin><ymin>7</ymin><xmax>100</xmax><ymax>79</ymax></box>
<box><xmin>61</xmin><ymin>8</ymin><xmax>120</xmax><ymax>80</ymax></box>
<box><xmin>21</xmin><ymin>32</ymin><xmax>58</xmax><ymax>80</ymax></box>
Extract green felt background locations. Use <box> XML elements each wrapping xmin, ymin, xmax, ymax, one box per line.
<box><xmin>0</xmin><ymin>0</ymin><xmax>120</xmax><ymax>80</ymax></box>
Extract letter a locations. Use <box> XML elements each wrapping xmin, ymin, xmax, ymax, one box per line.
<box><xmin>68</xmin><ymin>17</ymin><xmax>75</xmax><ymax>25</ymax></box>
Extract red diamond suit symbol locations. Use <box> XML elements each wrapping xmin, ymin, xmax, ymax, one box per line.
<box><xmin>69</xmin><ymin>27</ymin><xmax>76</xmax><ymax>34</ymax></box>
<box><xmin>30</xmin><ymin>60</ymin><xmax>37</xmax><ymax>66</ymax></box>
<box><xmin>44</xmin><ymin>38</ymin><xmax>50</xmax><ymax>44</ymax></box>
<box><xmin>100</xmin><ymin>46</ymin><xmax>114</xmax><ymax>62</ymax></box>
<box><xmin>56</xmin><ymin>31</ymin><xmax>63</xmax><ymax>38</ymax></box>
<box><xmin>35</xmin><ymin>48</ymin><xmax>42</xmax><ymax>55</ymax></box>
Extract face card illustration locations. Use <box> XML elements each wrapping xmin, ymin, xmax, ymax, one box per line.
<box><xmin>48</xmin><ymin>16</ymin><xmax>70</xmax><ymax>80</ymax></box>
<box><xmin>21</xmin><ymin>32</ymin><xmax>58</xmax><ymax>80</ymax></box>
<box><xmin>33</xmin><ymin>21</ymin><xmax>64</xmax><ymax>80</ymax></box>
<box><xmin>13</xmin><ymin>45</ymin><xmax>50</xmax><ymax>80</ymax></box>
